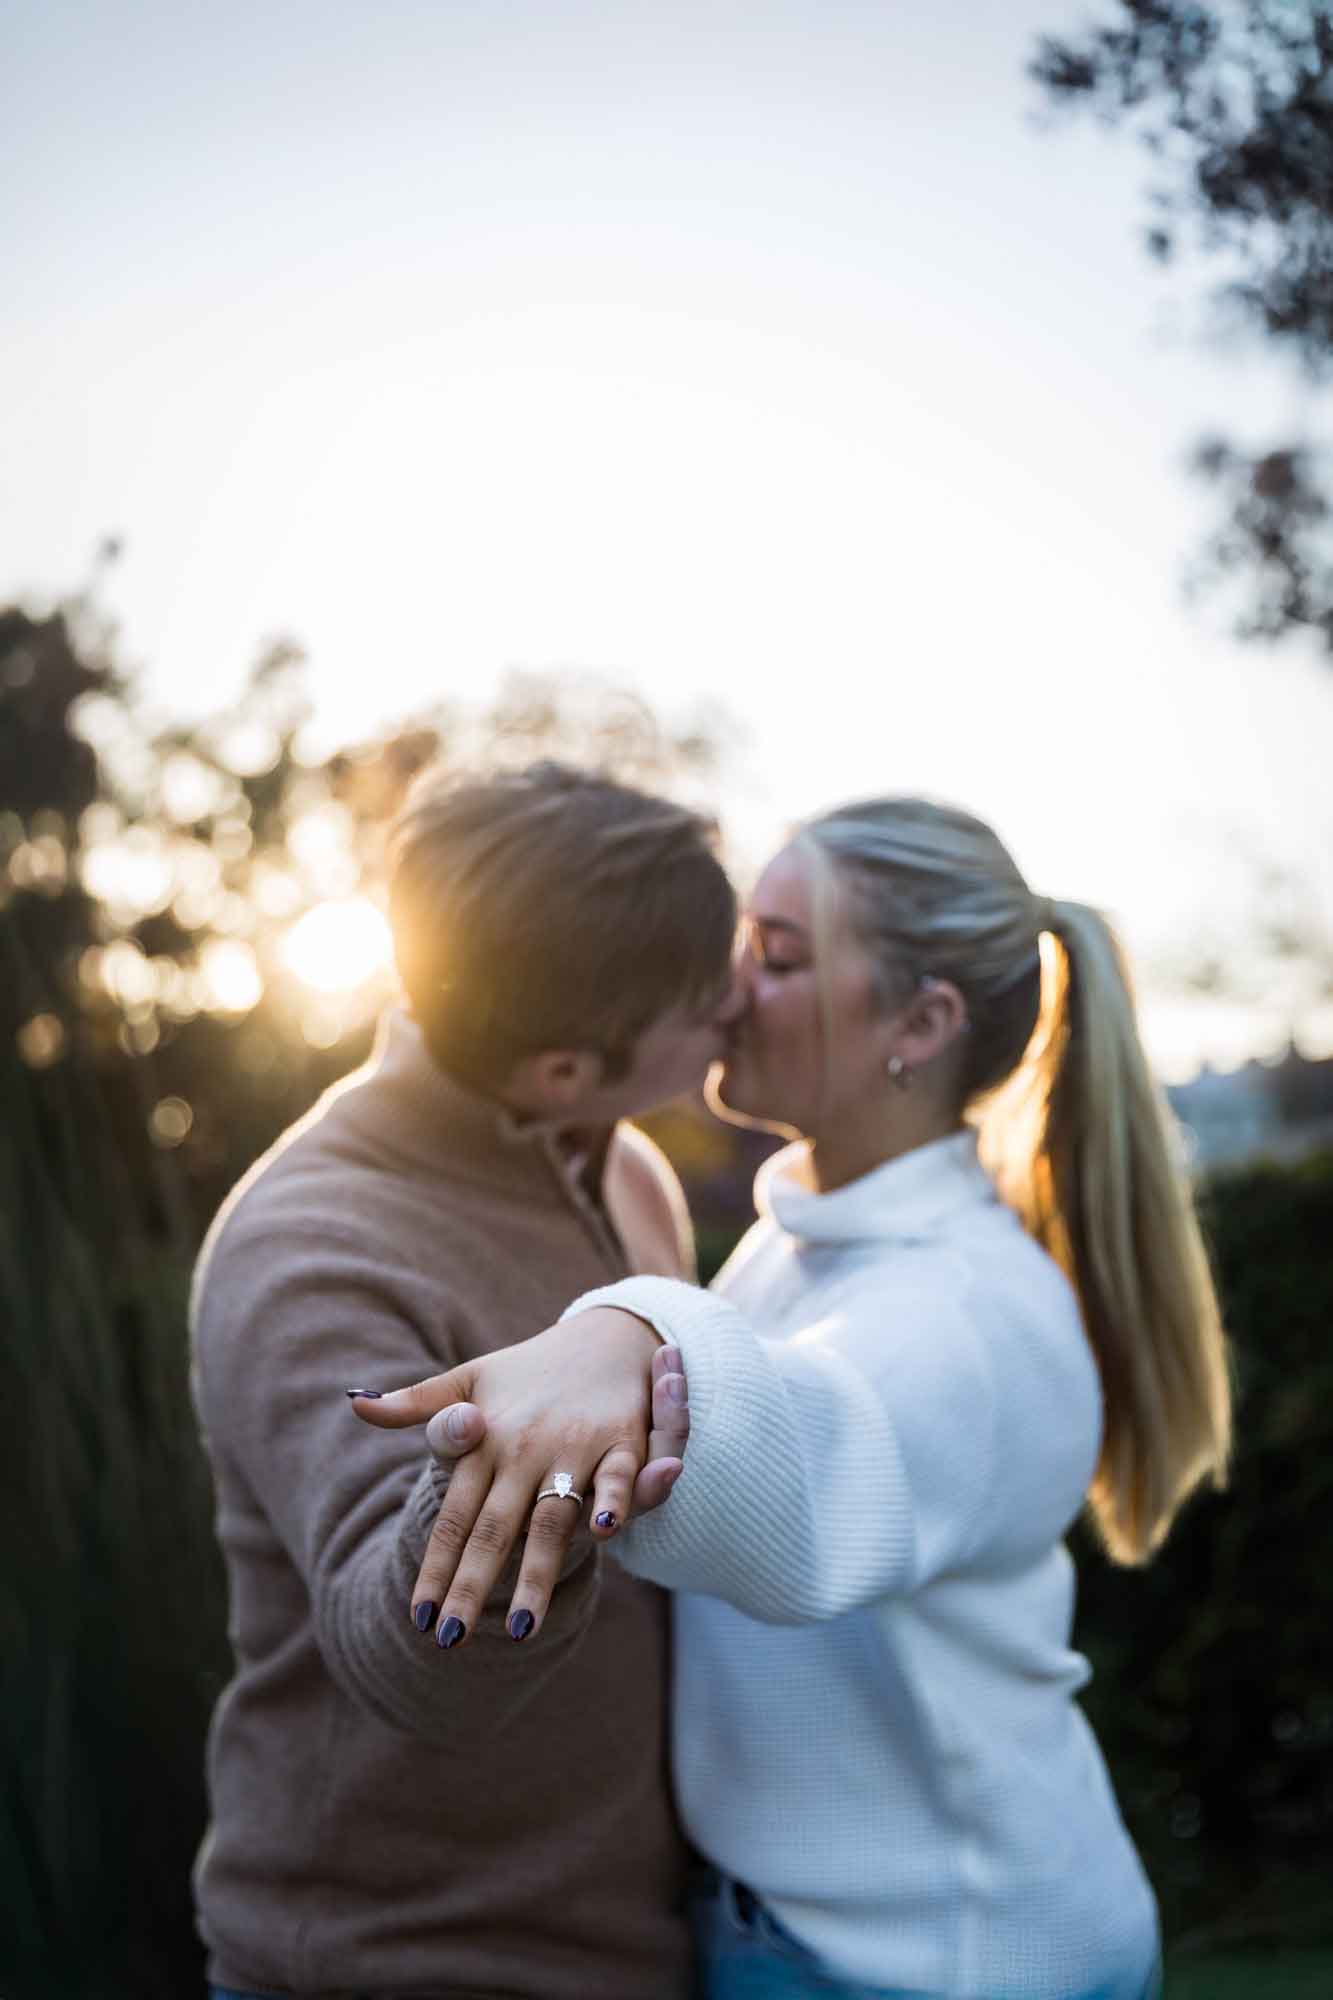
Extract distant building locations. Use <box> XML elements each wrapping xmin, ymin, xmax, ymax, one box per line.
<box><xmin>1167</xmin><ymin>1048</ymin><xmax>1333</xmax><ymax>1170</ymax></box>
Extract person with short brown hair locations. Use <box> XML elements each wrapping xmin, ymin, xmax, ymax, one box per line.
<box><xmin>191</xmin><ymin>760</ymin><xmax>741</xmax><ymax>2000</ymax></box>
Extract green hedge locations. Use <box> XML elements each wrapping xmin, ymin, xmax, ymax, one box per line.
<box><xmin>1073</xmin><ymin>1151</ymin><xmax>1333</xmax><ymax>1955</ymax></box>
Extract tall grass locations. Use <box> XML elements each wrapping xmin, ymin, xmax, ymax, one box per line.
<box><xmin>1</xmin><ymin>927</ymin><xmax>228</xmax><ymax>1998</ymax></box>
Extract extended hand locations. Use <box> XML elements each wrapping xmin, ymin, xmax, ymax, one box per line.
<box><xmin>350</xmin><ymin>1311</ymin><xmax>690</xmax><ymax>1646</ymax></box>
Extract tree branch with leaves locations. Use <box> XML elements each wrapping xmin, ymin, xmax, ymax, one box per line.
<box><xmin>1033</xmin><ymin>1</ymin><xmax>1333</xmax><ymax>655</ymax></box>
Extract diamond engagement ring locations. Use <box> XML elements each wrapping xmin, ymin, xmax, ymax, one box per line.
<box><xmin>534</xmin><ymin>1471</ymin><xmax>584</xmax><ymax>1507</ymax></box>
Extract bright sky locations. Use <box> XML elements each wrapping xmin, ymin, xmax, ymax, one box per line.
<box><xmin>7</xmin><ymin>0</ymin><xmax>1332</xmax><ymax>1077</ymax></box>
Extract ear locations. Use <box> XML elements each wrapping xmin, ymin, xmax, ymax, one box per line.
<box><xmin>507</xmin><ymin>1048</ymin><xmax>607</xmax><ymax>1116</ymax></box>
<box><xmin>894</xmin><ymin>977</ymin><xmax>969</xmax><ymax>1072</ymax></box>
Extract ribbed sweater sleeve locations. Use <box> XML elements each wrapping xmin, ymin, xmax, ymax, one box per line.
<box><xmin>562</xmin><ymin>1274</ymin><xmax>997</xmax><ymax>1623</ymax></box>
<box><xmin>193</xmin><ymin>1220</ymin><xmax>599</xmax><ymax>1745</ymax></box>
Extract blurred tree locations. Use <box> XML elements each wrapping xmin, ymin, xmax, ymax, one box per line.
<box><xmin>1032</xmin><ymin>2</ymin><xmax>1333</xmax><ymax>655</ymax></box>
<box><xmin>1</xmin><ymin>595</ymin><xmax>120</xmax><ymax>1056</ymax></box>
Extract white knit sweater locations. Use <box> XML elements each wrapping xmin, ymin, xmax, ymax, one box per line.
<box><xmin>569</xmin><ymin>1130</ymin><xmax>1159</xmax><ymax>2000</ymax></box>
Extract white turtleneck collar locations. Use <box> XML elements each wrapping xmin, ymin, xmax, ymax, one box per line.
<box><xmin>755</xmin><ymin>1127</ymin><xmax>999</xmax><ymax>1246</ymax></box>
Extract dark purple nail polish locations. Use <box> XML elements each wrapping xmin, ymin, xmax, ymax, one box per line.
<box><xmin>345</xmin><ymin>1387</ymin><xmax>383</xmax><ymax>1399</ymax></box>
<box><xmin>508</xmin><ymin>1609</ymin><xmax>534</xmax><ymax>1641</ymax></box>
<box><xmin>414</xmin><ymin>1600</ymin><xmax>436</xmax><ymax>1633</ymax></box>
<box><xmin>437</xmin><ymin>1615</ymin><xmax>466</xmax><ymax>1649</ymax></box>
<box><xmin>594</xmin><ymin>1510</ymin><xmax>618</xmax><ymax>1531</ymax></box>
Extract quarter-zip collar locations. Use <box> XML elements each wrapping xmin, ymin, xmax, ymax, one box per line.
<box><xmin>337</xmin><ymin>1011</ymin><xmax>623</xmax><ymax>1265</ymax></box>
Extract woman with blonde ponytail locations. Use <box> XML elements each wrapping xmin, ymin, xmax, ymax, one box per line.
<box><xmin>359</xmin><ymin>796</ymin><xmax>1229</xmax><ymax>2000</ymax></box>
<box><xmin>796</xmin><ymin>799</ymin><xmax>1229</xmax><ymax>1569</ymax></box>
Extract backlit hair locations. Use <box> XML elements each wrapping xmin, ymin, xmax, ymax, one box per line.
<box><xmin>389</xmin><ymin>761</ymin><xmax>736</xmax><ymax>1090</ymax></box>
<box><xmin>802</xmin><ymin>796</ymin><xmax>1231</xmax><ymax>1566</ymax></box>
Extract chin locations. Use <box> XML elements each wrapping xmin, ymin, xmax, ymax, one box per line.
<box><xmin>706</xmin><ymin>1063</ymin><xmax>795</xmax><ymax>1137</ymax></box>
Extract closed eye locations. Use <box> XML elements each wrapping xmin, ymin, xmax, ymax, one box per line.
<box><xmin>744</xmin><ymin>915</ymin><xmax>812</xmax><ymax>974</ymax></box>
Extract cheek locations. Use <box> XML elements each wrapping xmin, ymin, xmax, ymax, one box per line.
<box><xmin>669</xmin><ymin>1028</ymin><xmax>717</xmax><ymax>1080</ymax></box>
<box><xmin>684</xmin><ymin>1030</ymin><xmax>716</xmax><ymax>1073</ymax></box>
<box><xmin>752</xmin><ymin>979</ymin><xmax>816</xmax><ymax>1050</ymax></box>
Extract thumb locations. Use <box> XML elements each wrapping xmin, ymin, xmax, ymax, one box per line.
<box><xmin>425</xmin><ymin>1402</ymin><xmax>488</xmax><ymax>1459</ymax></box>
<box><xmin>346</xmin><ymin>1365</ymin><xmax>474</xmax><ymax>1429</ymax></box>
<box><xmin>630</xmin><ymin>1457</ymin><xmax>683</xmax><ymax>1517</ymax></box>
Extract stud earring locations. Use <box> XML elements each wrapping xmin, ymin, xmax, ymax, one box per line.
<box><xmin>887</xmin><ymin>1055</ymin><xmax>911</xmax><ymax>1090</ymax></box>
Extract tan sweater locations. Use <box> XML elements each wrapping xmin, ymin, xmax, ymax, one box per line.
<box><xmin>190</xmin><ymin>1010</ymin><xmax>694</xmax><ymax>1999</ymax></box>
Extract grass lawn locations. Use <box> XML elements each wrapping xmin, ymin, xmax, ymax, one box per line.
<box><xmin>1165</xmin><ymin>1951</ymin><xmax>1333</xmax><ymax>1998</ymax></box>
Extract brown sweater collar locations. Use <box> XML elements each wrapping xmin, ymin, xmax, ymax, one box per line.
<box><xmin>340</xmin><ymin>1009</ymin><xmax>609</xmax><ymax>1206</ymax></box>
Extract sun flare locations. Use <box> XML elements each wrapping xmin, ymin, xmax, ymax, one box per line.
<box><xmin>282</xmin><ymin>898</ymin><xmax>393</xmax><ymax>995</ymax></box>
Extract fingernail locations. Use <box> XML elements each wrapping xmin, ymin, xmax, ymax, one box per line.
<box><xmin>437</xmin><ymin>1615</ymin><xmax>466</xmax><ymax>1649</ymax></box>
<box><xmin>508</xmin><ymin>1608</ymin><xmax>534</xmax><ymax>1642</ymax></box>
<box><xmin>666</xmin><ymin>1373</ymin><xmax>688</xmax><ymax>1404</ymax></box>
<box><xmin>345</xmin><ymin>1387</ymin><xmax>383</xmax><ymax>1399</ymax></box>
<box><xmin>661</xmin><ymin>1348</ymin><xmax>683</xmax><ymax>1371</ymax></box>
<box><xmin>414</xmin><ymin>1600</ymin><xmax>436</xmax><ymax>1633</ymax></box>
<box><xmin>445</xmin><ymin>1406</ymin><xmax>471</xmax><ymax>1442</ymax></box>
<box><xmin>594</xmin><ymin>1510</ymin><xmax>618</xmax><ymax>1531</ymax></box>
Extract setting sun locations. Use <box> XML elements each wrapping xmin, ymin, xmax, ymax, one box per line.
<box><xmin>282</xmin><ymin>898</ymin><xmax>393</xmax><ymax>994</ymax></box>
<box><xmin>200</xmin><ymin>938</ymin><xmax>264</xmax><ymax>1015</ymax></box>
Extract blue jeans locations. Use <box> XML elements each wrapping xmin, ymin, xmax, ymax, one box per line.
<box><xmin>694</xmin><ymin>1877</ymin><xmax>932</xmax><ymax>1999</ymax></box>
<box><xmin>693</xmin><ymin>1875</ymin><xmax>1163</xmax><ymax>2000</ymax></box>
<box><xmin>210</xmin><ymin>1991</ymin><xmax>368</xmax><ymax>1999</ymax></box>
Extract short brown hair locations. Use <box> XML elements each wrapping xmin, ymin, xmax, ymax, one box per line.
<box><xmin>388</xmin><ymin>761</ymin><xmax>736</xmax><ymax>1089</ymax></box>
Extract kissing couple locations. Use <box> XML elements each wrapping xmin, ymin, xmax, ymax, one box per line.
<box><xmin>193</xmin><ymin>759</ymin><xmax>1227</xmax><ymax>1999</ymax></box>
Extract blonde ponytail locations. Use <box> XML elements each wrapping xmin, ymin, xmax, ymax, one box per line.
<box><xmin>980</xmin><ymin>901</ymin><xmax>1231</xmax><ymax>1562</ymax></box>
<box><xmin>806</xmin><ymin>798</ymin><xmax>1232</xmax><ymax>1565</ymax></box>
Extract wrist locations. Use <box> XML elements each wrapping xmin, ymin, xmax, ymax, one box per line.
<box><xmin>573</xmin><ymin>1305</ymin><xmax>662</xmax><ymax>1360</ymax></box>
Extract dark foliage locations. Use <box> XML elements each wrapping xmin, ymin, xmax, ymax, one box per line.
<box><xmin>1</xmin><ymin>1010</ymin><xmax>228</xmax><ymax>2000</ymax></box>
<box><xmin>1032</xmin><ymin>3</ymin><xmax>1333</xmax><ymax>654</ymax></box>
<box><xmin>1188</xmin><ymin>436</ymin><xmax>1333</xmax><ymax>648</ymax></box>
<box><xmin>1073</xmin><ymin>1150</ymin><xmax>1333</xmax><ymax>1950</ymax></box>
<box><xmin>0</xmin><ymin>605</ymin><xmax>113</xmax><ymax>822</ymax></box>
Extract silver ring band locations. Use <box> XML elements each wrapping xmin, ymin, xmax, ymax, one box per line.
<box><xmin>534</xmin><ymin>1471</ymin><xmax>584</xmax><ymax>1507</ymax></box>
